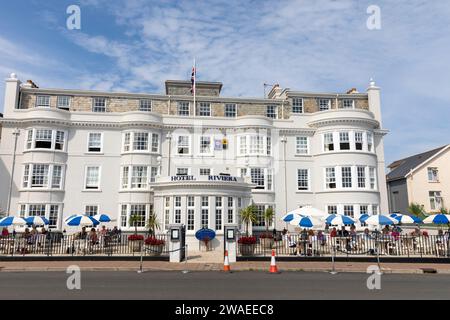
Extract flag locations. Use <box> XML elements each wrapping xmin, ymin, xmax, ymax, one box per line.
<box><xmin>190</xmin><ymin>63</ymin><xmax>196</xmax><ymax>95</ymax></box>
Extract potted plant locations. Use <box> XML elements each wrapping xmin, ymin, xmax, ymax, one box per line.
<box><xmin>261</xmin><ymin>207</ymin><xmax>275</xmax><ymax>249</ymax></box>
<box><xmin>144</xmin><ymin>236</ymin><xmax>165</xmax><ymax>256</ymax></box>
<box><xmin>128</xmin><ymin>214</ymin><xmax>145</xmax><ymax>252</ymax></box>
<box><xmin>127</xmin><ymin>234</ymin><xmax>144</xmax><ymax>252</ymax></box>
<box><xmin>238</xmin><ymin>236</ymin><xmax>257</xmax><ymax>256</ymax></box>
<box><xmin>240</xmin><ymin>205</ymin><xmax>257</xmax><ymax>236</ymax></box>
<box><xmin>146</xmin><ymin>212</ymin><xmax>161</xmax><ymax>237</ymax></box>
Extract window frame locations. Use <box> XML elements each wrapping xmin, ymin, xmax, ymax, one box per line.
<box><xmin>318</xmin><ymin>99</ymin><xmax>331</xmax><ymax>111</ymax></box>
<box><xmin>297</xmin><ymin>168</ymin><xmax>310</xmax><ymax>191</ymax></box>
<box><xmin>296</xmin><ymin>136</ymin><xmax>309</xmax><ymax>155</ymax></box>
<box><xmin>224</xmin><ymin>104</ymin><xmax>237</xmax><ymax>118</ymax></box>
<box><xmin>266</xmin><ymin>105</ymin><xmax>278</xmax><ymax>119</ymax></box>
<box><xmin>292</xmin><ymin>98</ymin><xmax>304</xmax><ymax>114</ymax></box>
<box><xmin>87</xmin><ymin>132</ymin><xmax>103</xmax><ymax>153</ymax></box>
<box><xmin>36</xmin><ymin>95</ymin><xmax>51</xmax><ymax>108</ymax></box>
<box><xmin>57</xmin><ymin>96</ymin><xmax>71</xmax><ymax>110</ymax></box>
<box><xmin>92</xmin><ymin>97</ymin><xmax>107</xmax><ymax>113</ymax></box>
<box><xmin>84</xmin><ymin>166</ymin><xmax>101</xmax><ymax>191</ymax></box>
<box><xmin>139</xmin><ymin>99</ymin><xmax>152</xmax><ymax>112</ymax></box>
<box><xmin>197</xmin><ymin>102</ymin><xmax>211</xmax><ymax>117</ymax></box>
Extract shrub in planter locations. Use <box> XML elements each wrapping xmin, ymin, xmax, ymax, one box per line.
<box><xmin>238</xmin><ymin>236</ymin><xmax>257</xmax><ymax>256</ymax></box>
<box><xmin>144</xmin><ymin>236</ymin><xmax>165</xmax><ymax>256</ymax></box>
<box><xmin>128</xmin><ymin>234</ymin><xmax>144</xmax><ymax>252</ymax></box>
<box><xmin>259</xmin><ymin>233</ymin><xmax>274</xmax><ymax>249</ymax></box>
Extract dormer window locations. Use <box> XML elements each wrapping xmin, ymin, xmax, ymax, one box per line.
<box><xmin>36</xmin><ymin>96</ymin><xmax>50</xmax><ymax>108</ymax></box>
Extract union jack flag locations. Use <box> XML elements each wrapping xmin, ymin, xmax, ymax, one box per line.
<box><xmin>190</xmin><ymin>65</ymin><xmax>196</xmax><ymax>95</ymax></box>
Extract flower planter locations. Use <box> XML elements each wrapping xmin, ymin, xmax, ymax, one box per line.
<box><xmin>128</xmin><ymin>240</ymin><xmax>143</xmax><ymax>253</ymax></box>
<box><xmin>239</xmin><ymin>243</ymin><xmax>256</xmax><ymax>256</ymax></box>
<box><xmin>260</xmin><ymin>238</ymin><xmax>274</xmax><ymax>249</ymax></box>
<box><xmin>146</xmin><ymin>244</ymin><xmax>164</xmax><ymax>256</ymax></box>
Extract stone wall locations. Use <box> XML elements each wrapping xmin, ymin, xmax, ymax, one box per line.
<box><xmin>19</xmin><ymin>92</ymin><xmax>369</xmax><ymax>118</ymax></box>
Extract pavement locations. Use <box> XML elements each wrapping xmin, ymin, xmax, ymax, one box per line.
<box><xmin>2</xmin><ymin>271</ymin><xmax>450</xmax><ymax>299</ymax></box>
<box><xmin>1</xmin><ymin>260</ymin><xmax>450</xmax><ymax>274</ymax></box>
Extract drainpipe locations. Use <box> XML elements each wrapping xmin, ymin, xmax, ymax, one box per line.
<box><xmin>280</xmin><ymin>135</ymin><xmax>288</xmax><ymax>228</ymax></box>
<box><xmin>6</xmin><ymin>128</ymin><xmax>20</xmax><ymax>216</ymax></box>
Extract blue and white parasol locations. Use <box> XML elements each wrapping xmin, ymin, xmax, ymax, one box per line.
<box><xmin>359</xmin><ymin>214</ymin><xmax>370</xmax><ymax>223</ymax></box>
<box><xmin>423</xmin><ymin>214</ymin><xmax>450</xmax><ymax>225</ymax></box>
<box><xmin>289</xmin><ymin>216</ymin><xmax>322</xmax><ymax>229</ymax></box>
<box><xmin>65</xmin><ymin>215</ymin><xmax>99</xmax><ymax>227</ymax></box>
<box><xmin>93</xmin><ymin>214</ymin><xmax>112</xmax><ymax>223</ymax></box>
<box><xmin>391</xmin><ymin>214</ymin><xmax>422</xmax><ymax>224</ymax></box>
<box><xmin>365</xmin><ymin>215</ymin><xmax>397</xmax><ymax>226</ymax></box>
<box><xmin>281</xmin><ymin>212</ymin><xmax>302</xmax><ymax>223</ymax></box>
<box><xmin>25</xmin><ymin>216</ymin><xmax>49</xmax><ymax>226</ymax></box>
<box><xmin>0</xmin><ymin>216</ymin><xmax>27</xmax><ymax>227</ymax></box>
<box><xmin>325</xmin><ymin>214</ymin><xmax>356</xmax><ymax>226</ymax></box>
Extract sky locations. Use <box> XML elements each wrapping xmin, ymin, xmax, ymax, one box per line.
<box><xmin>0</xmin><ymin>0</ymin><xmax>449</xmax><ymax>167</ymax></box>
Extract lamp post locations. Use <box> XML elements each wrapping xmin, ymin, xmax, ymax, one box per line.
<box><xmin>166</xmin><ymin>132</ymin><xmax>172</xmax><ymax>177</ymax></box>
<box><xmin>156</xmin><ymin>156</ymin><xmax>162</xmax><ymax>178</ymax></box>
<box><xmin>6</xmin><ymin>128</ymin><xmax>20</xmax><ymax>216</ymax></box>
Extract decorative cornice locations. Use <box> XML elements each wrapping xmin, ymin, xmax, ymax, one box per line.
<box><xmin>307</xmin><ymin>117</ymin><xmax>379</xmax><ymax>129</ymax></box>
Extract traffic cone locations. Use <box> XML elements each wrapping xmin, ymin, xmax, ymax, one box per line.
<box><xmin>223</xmin><ymin>250</ymin><xmax>231</xmax><ymax>272</ymax></box>
<box><xmin>269</xmin><ymin>249</ymin><xmax>279</xmax><ymax>274</ymax></box>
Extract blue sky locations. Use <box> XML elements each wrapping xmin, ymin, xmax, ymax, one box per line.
<box><xmin>1</xmin><ymin>0</ymin><xmax>449</xmax><ymax>167</ymax></box>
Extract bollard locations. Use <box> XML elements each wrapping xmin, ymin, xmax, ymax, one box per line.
<box><xmin>330</xmin><ymin>247</ymin><xmax>338</xmax><ymax>275</ymax></box>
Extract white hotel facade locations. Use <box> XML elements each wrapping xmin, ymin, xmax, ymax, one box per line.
<box><xmin>0</xmin><ymin>74</ymin><xmax>388</xmax><ymax>245</ymax></box>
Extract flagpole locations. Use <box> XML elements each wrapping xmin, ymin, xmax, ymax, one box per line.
<box><xmin>193</xmin><ymin>58</ymin><xmax>196</xmax><ymax>116</ymax></box>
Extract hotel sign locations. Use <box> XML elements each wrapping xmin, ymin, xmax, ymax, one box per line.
<box><xmin>170</xmin><ymin>175</ymin><xmax>238</xmax><ymax>182</ymax></box>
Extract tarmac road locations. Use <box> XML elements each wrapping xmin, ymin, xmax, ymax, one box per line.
<box><xmin>1</xmin><ymin>271</ymin><xmax>449</xmax><ymax>300</ymax></box>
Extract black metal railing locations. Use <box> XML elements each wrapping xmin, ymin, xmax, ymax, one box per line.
<box><xmin>237</xmin><ymin>234</ymin><xmax>450</xmax><ymax>258</ymax></box>
<box><xmin>0</xmin><ymin>233</ymin><xmax>169</xmax><ymax>257</ymax></box>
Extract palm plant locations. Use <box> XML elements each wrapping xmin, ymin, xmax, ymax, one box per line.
<box><xmin>146</xmin><ymin>212</ymin><xmax>160</xmax><ymax>237</ymax></box>
<box><xmin>264</xmin><ymin>207</ymin><xmax>275</xmax><ymax>235</ymax></box>
<box><xmin>408</xmin><ymin>203</ymin><xmax>427</xmax><ymax>219</ymax></box>
<box><xmin>240</xmin><ymin>205</ymin><xmax>257</xmax><ymax>236</ymax></box>
<box><xmin>129</xmin><ymin>214</ymin><xmax>142</xmax><ymax>235</ymax></box>
<box><xmin>440</xmin><ymin>207</ymin><xmax>449</xmax><ymax>215</ymax></box>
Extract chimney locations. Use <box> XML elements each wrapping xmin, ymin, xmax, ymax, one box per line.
<box><xmin>22</xmin><ymin>80</ymin><xmax>39</xmax><ymax>89</ymax></box>
<box><xmin>268</xmin><ymin>84</ymin><xmax>283</xmax><ymax>99</ymax></box>
<box><xmin>346</xmin><ymin>88</ymin><xmax>359</xmax><ymax>94</ymax></box>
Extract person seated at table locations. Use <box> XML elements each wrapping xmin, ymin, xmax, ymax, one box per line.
<box><xmin>329</xmin><ymin>227</ymin><xmax>337</xmax><ymax>238</ymax></box>
<box><xmin>76</xmin><ymin>227</ymin><xmax>88</xmax><ymax>240</ymax></box>
<box><xmin>362</xmin><ymin>228</ymin><xmax>371</xmax><ymax>239</ymax></box>
<box><xmin>410</xmin><ymin>228</ymin><xmax>421</xmax><ymax>237</ymax></box>
<box><xmin>99</xmin><ymin>225</ymin><xmax>107</xmax><ymax>236</ymax></box>
<box><xmin>391</xmin><ymin>227</ymin><xmax>400</xmax><ymax>241</ymax></box>
<box><xmin>337</xmin><ymin>226</ymin><xmax>349</xmax><ymax>237</ymax></box>
<box><xmin>1</xmin><ymin>227</ymin><xmax>9</xmax><ymax>238</ymax></box>
<box><xmin>88</xmin><ymin>228</ymin><xmax>98</xmax><ymax>244</ymax></box>
<box><xmin>382</xmin><ymin>225</ymin><xmax>390</xmax><ymax>235</ymax></box>
<box><xmin>317</xmin><ymin>230</ymin><xmax>326</xmax><ymax>244</ymax></box>
<box><xmin>30</xmin><ymin>226</ymin><xmax>38</xmax><ymax>236</ymax></box>
<box><xmin>41</xmin><ymin>227</ymin><xmax>47</xmax><ymax>235</ymax></box>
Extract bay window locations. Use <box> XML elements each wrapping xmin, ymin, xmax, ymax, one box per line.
<box><xmin>325</xmin><ymin>168</ymin><xmax>336</xmax><ymax>189</ymax></box>
<box><xmin>339</xmin><ymin>132</ymin><xmax>350</xmax><ymax>150</ymax></box>
<box><xmin>23</xmin><ymin>164</ymin><xmax>64</xmax><ymax>190</ymax></box>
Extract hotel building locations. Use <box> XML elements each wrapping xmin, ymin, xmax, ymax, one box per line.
<box><xmin>0</xmin><ymin>74</ymin><xmax>388</xmax><ymax>246</ymax></box>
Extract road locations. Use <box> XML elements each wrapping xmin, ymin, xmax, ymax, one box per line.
<box><xmin>0</xmin><ymin>271</ymin><xmax>449</xmax><ymax>300</ymax></box>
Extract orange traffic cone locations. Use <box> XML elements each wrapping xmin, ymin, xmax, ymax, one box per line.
<box><xmin>269</xmin><ymin>249</ymin><xmax>279</xmax><ymax>274</ymax></box>
<box><xmin>223</xmin><ymin>250</ymin><xmax>231</xmax><ymax>272</ymax></box>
